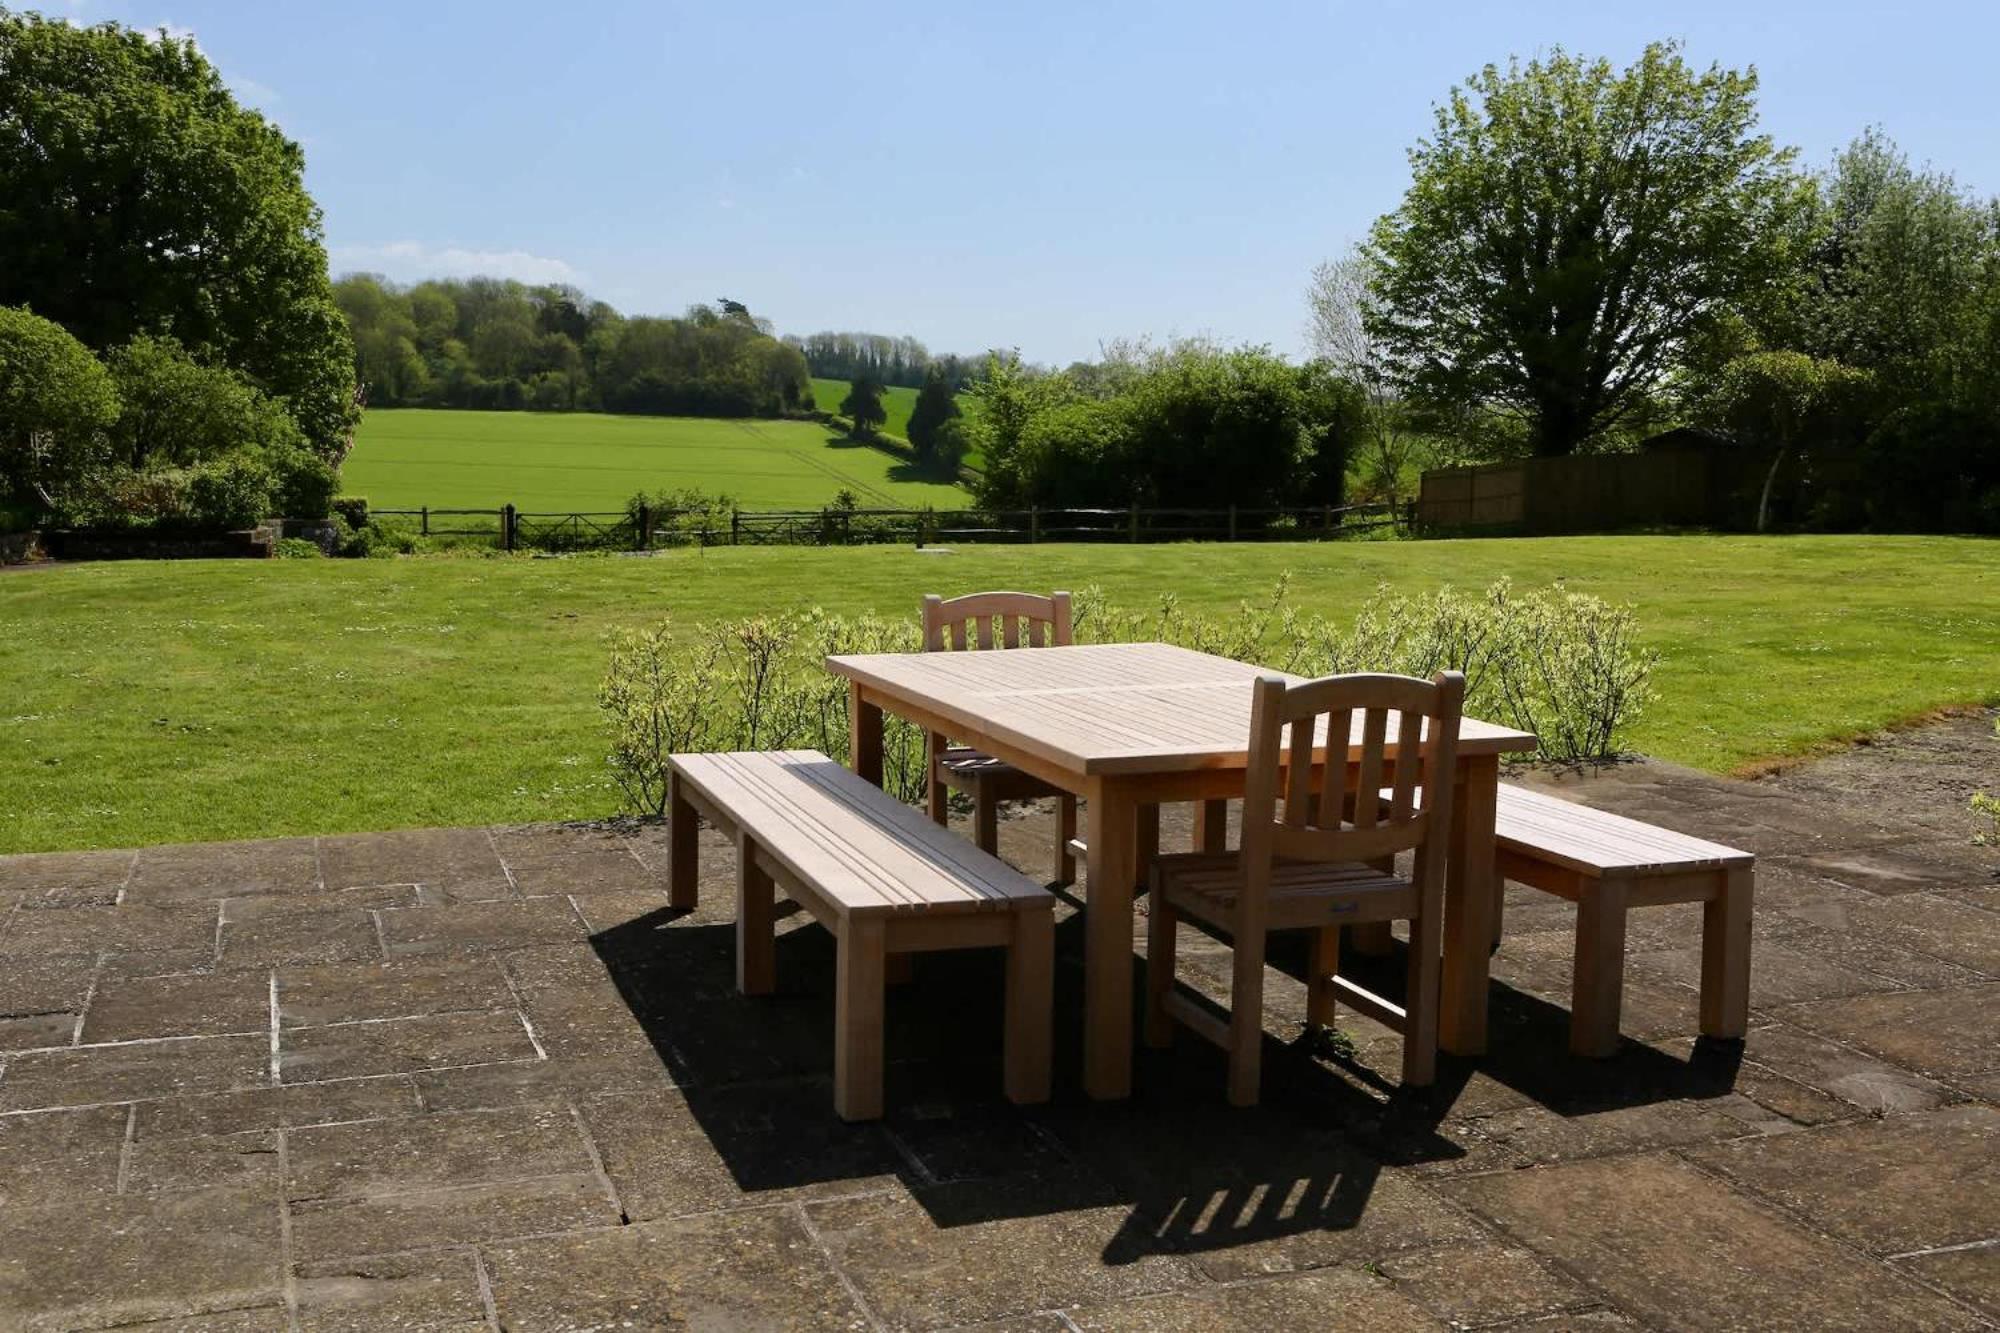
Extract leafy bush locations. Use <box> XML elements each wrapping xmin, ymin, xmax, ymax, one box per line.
<box><xmin>624</xmin><ymin>487</ymin><xmax>735</xmax><ymax>546</ymax></box>
<box><xmin>185</xmin><ymin>454</ymin><xmax>273</xmax><ymax>529</ymax></box>
<box><xmin>270</xmin><ymin>449</ymin><xmax>338</xmax><ymax>519</ymax></box>
<box><xmin>0</xmin><ymin>305</ymin><xmax>120</xmax><ymax>510</ymax></box>
<box><xmin>273</xmin><ymin>536</ymin><xmax>322</xmax><ymax>559</ymax></box>
<box><xmin>599</xmin><ymin>576</ymin><xmax>1660</xmax><ymax>818</ymax></box>
<box><xmin>331</xmin><ymin>496</ymin><xmax>369</xmax><ymax>528</ymax></box>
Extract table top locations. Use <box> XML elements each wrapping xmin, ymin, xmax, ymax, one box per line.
<box><xmin>826</xmin><ymin>642</ymin><xmax>1538</xmax><ymax>776</ymax></box>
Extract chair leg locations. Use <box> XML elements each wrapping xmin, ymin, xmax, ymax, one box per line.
<box><xmin>1700</xmin><ymin>867</ymin><xmax>1753</xmax><ymax>1041</ymax></box>
<box><xmin>1571</xmin><ymin>881</ymin><xmax>1628</xmax><ymax>1058</ymax></box>
<box><xmin>1054</xmin><ymin>794</ymin><xmax>1078</xmax><ymax>885</ymax></box>
<box><xmin>1226</xmin><ymin>930</ymin><xmax>1267</xmax><ymax>1107</ymax></box>
<box><xmin>1352</xmin><ymin>856</ymin><xmax>1397</xmax><ymax>956</ymax></box>
<box><xmin>926</xmin><ymin>733</ymin><xmax>949</xmax><ymax>826</ymax></box>
<box><xmin>973</xmin><ymin>782</ymin><xmax>999</xmax><ymax>855</ymax></box>
<box><xmin>1004</xmin><ymin>909</ymin><xmax>1054</xmax><ymax>1104</ymax></box>
<box><xmin>1306</xmin><ymin>926</ymin><xmax>1340</xmax><ymax>1035</ymax></box>
<box><xmin>735</xmin><ymin>836</ymin><xmax>775</xmax><ymax>996</ymax></box>
<box><xmin>1402</xmin><ymin>897</ymin><xmax>1443</xmax><ymax>1086</ymax></box>
<box><xmin>835</xmin><ymin>917</ymin><xmax>886</xmax><ymax>1121</ymax></box>
<box><xmin>1144</xmin><ymin>886</ymin><xmax>1178</xmax><ymax>1048</ymax></box>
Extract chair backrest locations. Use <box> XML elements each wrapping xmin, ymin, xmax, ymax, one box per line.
<box><xmin>922</xmin><ymin>591</ymin><xmax>1072</xmax><ymax>651</ymax></box>
<box><xmin>1239</xmin><ymin>670</ymin><xmax>1465</xmax><ymax>900</ymax></box>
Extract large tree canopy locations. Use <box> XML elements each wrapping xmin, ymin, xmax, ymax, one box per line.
<box><xmin>1366</xmin><ymin>42</ymin><xmax>1801</xmax><ymax>456</ymax></box>
<box><xmin>0</xmin><ymin>306</ymin><xmax>120</xmax><ymax>508</ymax></box>
<box><xmin>0</xmin><ymin>12</ymin><xmax>356</xmax><ymax>457</ymax></box>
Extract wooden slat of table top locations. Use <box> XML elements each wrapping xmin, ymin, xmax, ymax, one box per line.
<box><xmin>669</xmin><ymin>751</ymin><xmax>1050</xmax><ymax>916</ymax></box>
<box><xmin>1496</xmin><ymin>784</ymin><xmax>1754</xmax><ymax>876</ymax></box>
<box><xmin>827</xmin><ymin>643</ymin><xmax>1537</xmax><ymax>775</ymax></box>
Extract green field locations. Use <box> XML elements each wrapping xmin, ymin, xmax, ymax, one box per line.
<box><xmin>811</xmin><ymin>378</ymin><xmax>920</xmax><ymax>441</ymax></box>
<box><xmin>2</xmin><ymin>536</ymin><xmax>1995</xmax><ymax>853</ymax></box>
<box><xmin>341</xmin><ymin>409</ymin><xmax>970</xmax><ymax>510</ymax></box>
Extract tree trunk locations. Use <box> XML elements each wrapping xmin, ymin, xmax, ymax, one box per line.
<box><xmin>1756</xmin><ymin>446</ymin><xmax>1789</xmax><ymax>534</ymax></box>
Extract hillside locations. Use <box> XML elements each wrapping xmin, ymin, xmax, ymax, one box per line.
<box><xmin>341</xmin><ymin>409</ymin><xmax>971</xmax><ymax>510</ymax></box>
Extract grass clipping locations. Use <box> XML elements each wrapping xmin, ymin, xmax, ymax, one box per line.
<box><xmin>599</xmin><ymin>577</ymin><xmax>1658</xmax><ymax>817</ymax></box>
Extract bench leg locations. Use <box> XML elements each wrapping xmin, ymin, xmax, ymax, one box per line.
<box><xmin>1700</xmin><ymin>867</ymin><xmax>1753</xmax><ymax>1041</ymax></box>
<box><xmin>1004</xmin><ymin>910</ymin><xmax>1054</xmax><ymax>1104</ymax></box>
<box><xmin>973</xmin><ymin>782</ymin><xmax>999</xmax><ymax>855</ymax></box>
<box><xmin>1055</xmin><ymin>794</ymin><xmax>1078</xmax><ymax>885</ymax></box>
<box><xmin>926</xmin><ymin>733</ymin><xmax>949</xmax><ymax>825</ymax></box>
<box><xmin>835</xmin><ymin>917</ymin><xmax>886</xmax><ymax>1121</ymax></box>
<box><xmin>1144</xmin><ymin>886</ymin><xmax>1178</xmax><ymax>1048</ymax></box>
<box><xmin>735</xmin><ymin>835</ymin><xmax>775</xmax><ymax>997</ymax></box>
<box><xmin>668</xmin><ymin>771</ymin><xmax>699</xmax><ymax>911</ymax></box>
<box><xmin>1571</xmin><ymin>881</ymin><xmax>1628</xmax><ymax>1058</ymax></box>
<box><xmin>1194</xmin><ymin>798</ymin><xmax>1228</xmax><ymax>853</ymax></box>
<box><xmin>1305</xmin><ymin>925</ymin><xmax>1339</xmax><ymax>1034</ymax></box>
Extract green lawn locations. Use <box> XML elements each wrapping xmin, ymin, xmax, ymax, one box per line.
<box><xmin>2</xmin><ymin>536</ymin><xmax>1994</xmax><ymax>853</ymax></box>
<box><xmin>341</xmin><ymin>408</ymin><xmax>969</xmax><ymax>511</ymax></box>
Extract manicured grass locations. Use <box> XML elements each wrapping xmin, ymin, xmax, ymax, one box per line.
<box><xmin>341</xmin><ymin>408</ymin><xmax>969</xmax><ymax>511</ymax></box>
<box><xmin>2</xmin><ymin>536</ymin><xmax>1994</xmax><ymax>853</ymax></box>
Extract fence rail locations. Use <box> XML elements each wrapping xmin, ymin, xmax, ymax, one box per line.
<box><xmin>367</xmin><ymin>502</ymin><xmax>1403</xmax><ymax>553</ymax></box>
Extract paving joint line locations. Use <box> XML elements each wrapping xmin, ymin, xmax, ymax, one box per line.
<box><xmin>791</xmin><ymin>1200</ymin><xmax>890</xmax><ymax>1333</ymax></box>
<box><xmin>562</xmin><ymin>1095</ymin><xmax>628</xmax><ymax>1223</ymax></box>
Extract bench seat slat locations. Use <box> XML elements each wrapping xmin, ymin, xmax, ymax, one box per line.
<box><xmin>671</xmin><ymin>750</ymin><xmax>1051</xmax><ymax>917</ymax></box>
<box><xmin>1495</xmin><ymin>784</ymin><xmax>1753</xmax><ymax>876</ymax></box>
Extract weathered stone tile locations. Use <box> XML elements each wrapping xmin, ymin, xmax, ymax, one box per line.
<box><xmin>294</xmin><ymin>1248</ymin><xmax>491</xmax><ymax>1331</ymax></box>
<box><xmin>0</xmin><ymin>1185</ymin><xmax>283</xmax><ymax>1330</ymax></box>
<box><xmin>136</xmin><ymin>1076</ymin><xmax>422</xmax><ymax>1141</ymax></box>
<box><xmin>0</xmin><ymin>1035</ymin><xmax>270</xmax><ymax>1112</ymax></box>
<box><xmin>0</xmin><ymin>950</ymin><xmax>99</xmax><ymax>1018</ymax></box>
<box><xmin>1443</xmin><ymin>1154</ymin><xmax>1983</xmax><ymax>1331</ymax></box>
<box><xmin>566</xmin><ymin>887</ymin><xmax>678</xmax><ymax>936</ymax></box>
<box><xmin>18</xmin><ymin>882</ymin><xmax>124</xmax><ymax>909</ymax></box>
<box><xmin>280</xmin><ymin>1011</ymin><xmax>538</xmax><ymax>1084</ymax></box>
<box><xmin>315</xmin><ymin>827</ymin><xmax>507</xmax><ymax>896</ymax></box>
<box><xmin>276</xmin><ymin>957</ymin><xmax>513</xmax><ymax>1027</ymax></box>
<box><xmin>289</xmin><ymin>1173</ymin><xmax>616</xmax><ymax>1262</ymax></box>
<box><xmin>375</xmin><ymin>897</ymin><xmax>586</xmax><ymax>957</ymax></box>
<box><xmin>84</xmin><ymin>971</ymin><xmax>271</xmax><ymax>1042</ymax></box>
<box><xmin>485</xmin><ymin>1207</ymin><xmax>867</xmax><ymax>1331</ymax></box>
<box><xmin>1627</xmin><ymin>936</ymin><xmax>1901</xmax><ymax>1010</ymax></box>
<box><xmin>0</xmin><ymin>902</ymin><xmax>218</xmax><ymax>960</ymax></box>
<box><xmin>806</xmin><ymin>1177</ymin><xmax>1199</xmax><ymax>1327</ymax></box>
<box><xmin>1796</xmin><ymin>843</ymin><xmax>1972</xmax><ymax>895</ymax></box>
<box><xmin>506</xmin><ymin>847</ymin><xmax>664</xmax><ymax>897</ymax></box>
<box><xmin>126</xmin><ymin>1128</ymin><xmax>281</xmax><ymax>1194</ymax></box>
<box><xmin>1464</xmin><ymin>1098</ymin><xmax>1760</xmax><ymax>1164</ymax></box>
<box><xmin>1378</xmin><ymin>1242</ymin><xmax>1598</xmax><ymax>1328</ymax></box>
<box><xmin>1778</xmin><ymin>983</ymin><xmax>2000</xmax><ymax>1078</ymax></box>
<box><xmin>1894</xmin><ymin>1244</ymin><xmax>2000</xmax><ymax>1323</ymax></box>
<box><xmin>577</xmin><ymin>1083</ymin><xmax>902</xmax><ymax>1220</ymax></box>
<box><xmin>0</xmin><ymin>1105</ymin><xmax>128</xmax><ymax>1207</ymax></box>
<box><xmin>217</xmin><ymin>895</ymin><xmax>386</xmax><ymax>969</ymax></box>
<box><xmin>0</xmin><ymin>1011</ymin><xmax>78</xmax><ymax>1050</ymax></box>
<box><xmin>284</xmin><ymin>1102</ymin><xmax>592</xmax><ymax>1202</ymax></box>
<box><xmin>411</xmin><ymin>1053</ymin><xmax>670</xmax><ymax>1111</ymax></box>
<box><xmin>1814</xmin><ymin>892</ymin><xmax>2000</xmax><ymax>975</ymax></box>
<box><xmin>0</xmin><ymin>847</ymin><xmax>137</xmax><ymax>895</ymax></box>
<box><xmin>490</xmin><ymin>821</ymin><xmax>635</xmax><ymax>860</ymax></box>
<box><xmin>127</xmin><ymin>838</ymin><xmax>322</xmax><ymax>903</ymax></box>
<box><xmin>0</xmin><ymin>1102</ymin><xmax>130</xmax><ymax>1156</ymax></box>
<box><xmin>1489</xmin><ymin>929</ymin><xmax>1705</xmax><ymax>1042</ymax></box>
<box><xmin>1071</xmin><ymin>1266</ymin><xmax>1447</xmax><ymax>1331</ymax></box>
<box><xmin>89</xmin><ymin>1307</ymin><xmax>284</xmax><ymax>1331</ymax></box>
<box><xmin>1739</xmin><ymin>1022</ymin><xmax>1952</xmax><ymax>1114</ymax></box>
<box><xmin>1758</xmin><ymin>909</ymin><xmax>1985</xmax><ymax>990</ymax></box>
<box><xmin>1689</xmin><ymin>1104</ymin><xmax>2000</xmax><ymax>1255</ymax></box>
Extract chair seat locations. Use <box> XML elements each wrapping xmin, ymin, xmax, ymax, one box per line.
<box><xmin>1153</xmin><ymin>851</ymin><xmax>1415</xmax><ymax>932</ymax></box>
<box><xmin>936</xmin><ymin>747</ymin><xmax>1064</xmax><ymax>801</ymax></box>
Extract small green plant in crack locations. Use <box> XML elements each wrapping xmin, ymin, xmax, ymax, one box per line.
<box><xmin>1301</xmin><ymin>1024</ymin><xmax>1359</xmax><ymax>1062</ymax></box>
<box><xmin>1971</xmin><ymin>790</ymin><xmax>2000</xmax><ymax>847</ymax></box>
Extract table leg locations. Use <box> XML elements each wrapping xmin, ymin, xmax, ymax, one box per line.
<box><xmin>667</xmin><ymin>770</ymin><xmax>699</xmax><ymax>910</ymax></box>
<box><xmin>848</xmin><ymin>681</ymin><xmax>883</xmax><ymax>787</ymax></box>
<box><xmin>1193</xmin><ymin>799</ymin><xmax>1228</xmax><ymax>853</ymax></box>
<box><xmin>1083</xmin><ymin>780</ymin><xmax>1138</xmax><ymax>1100</ymax></box>
<box><xmin>1440</xmin><ymin>754</ymin><xmax>1499</xmax><ymax>1056</ymax></box>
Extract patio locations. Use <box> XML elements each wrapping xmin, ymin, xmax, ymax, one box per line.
<box><xmin>0</xmin><ymin>760</ymin><xmax>1994</xmax><ymax>1331</ymax></box>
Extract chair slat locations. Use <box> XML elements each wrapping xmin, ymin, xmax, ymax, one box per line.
<box><xmin>1391</xmin><ymin>709</ymin><xmax>1422</xmax><ymax>819</ymax></box>
<box><xmin>1354</xmin><ymin>709</ymin><xmax>1387</xmax><ymax>831</ymax></box>
<box><xmin>1317</xmin><ymin>707</ymin><xmax>1352</xmax><ymax>827</ymax></box>
<box><xmin>1284</xmin><ymin>718</ymin><xmax>1315</xmax><ymax>824</ymax></box>
<box><xmin>1003</xmin><ymin>615</ymin><xmax>1020</xmax><ymax>648</ymax></box>
<box><xmin>950</xmin><ymin>619</ymin><xmax>967</xmax><ymax>650</ymax></box>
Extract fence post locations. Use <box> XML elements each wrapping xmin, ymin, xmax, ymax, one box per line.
<box><xmin>1029</xmin><ymin>506</ymin><xmax>1039</xmax><ymax>544</ymax></box>
<box><xmin>1128</xmin><ymin>503</ymin><xmax>1139</xmax><ymax>543</ymax></box>
<box><xmin>731</xmin><ymin>508</ymin><xmax>740</xmax><ymax>546</ymax></box>
<box><xmin>420</xmin><ymin>505</ymin><xmax>429</xmax><ymax>537</ymax></box>
<box><xmin>1228</xmin><ymin>504</ymin><xmax>1237</xmax><ymax>541</ymax></box>
<box><xmin>502</xmin><ymin>504</ymin><xmax>516</xmax><ymax>552</ymax></box>
<box><xmin>637</xmin><ymin>503</ymin><xmax>651</xmax><ymax>551</ymax></box>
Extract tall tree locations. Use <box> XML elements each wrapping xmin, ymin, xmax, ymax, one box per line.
<box><xmin>1306</xmin><ymin>247</ymin><xmax>1416</xmax><ymax>500</ymax></box>
<box><xmin>0</xmin><ymin>13</ymin><xmax>357</xmax><ymax>459</ymax></box>
<box><xmin>839</xmin><ymin>376</ymin><xmax>888</xmax><ymax>437</ymax></box>
<box><xmin>1366</xmin><ymin>42</ymin><xmax>1802</xmax><ymax>456</ymax></box>
<box><xmin>905</xmin><ymin>367</ymin><xmax>961</xmax><ymax>464</ymax></box>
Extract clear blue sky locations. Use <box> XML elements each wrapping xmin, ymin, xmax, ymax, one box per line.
<box><xmin>46</xmin><ymin>0</ymin><xmax>2000</xmax><ymax>365</ymax></box>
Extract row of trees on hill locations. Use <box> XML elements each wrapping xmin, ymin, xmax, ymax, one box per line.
<box><xmin>785</xmin><ymin>331</ymin><xmax>985</xmax><ymax>390</ymax></box>
<box><xmin>333</xmin><ymin>276</ymin><xmax>813</xmax><ymax>418</ymax></box>
<box><xmin>1310</xmin><ymin>42</ymin><xmax>2000</xmax><ymax>531</ymax></box>
<box><xmin>0</xmin><ymin>13</ymin><xmax>355</xmax><ymax>528</ymax></box>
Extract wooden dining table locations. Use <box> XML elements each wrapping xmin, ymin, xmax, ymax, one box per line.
<box><xmin>825</xmin><ymin>641</ymin><xmax>1538</xmax><ymax>1100</ymax></box>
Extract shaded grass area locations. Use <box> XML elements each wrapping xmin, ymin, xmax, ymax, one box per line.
<box><xmin>1</xmin><ymin>536</ymin><xmax>1994</xmax><ymax>852</ymax></box>
<box><xmin>342</xmin><ymin>408</ymin><xmax>970</xmax><ymax>510</ymax></box>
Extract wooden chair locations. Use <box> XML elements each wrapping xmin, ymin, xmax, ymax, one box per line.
<box><xmin>922</xmin><ymin>591</ymin><xmax>1080</xmax><ymax>884</ymax></box>
<box><xmin>1146</xmin><ymin>670</ymin><xmax>1464</xmax><ymax>1104</ymax></box>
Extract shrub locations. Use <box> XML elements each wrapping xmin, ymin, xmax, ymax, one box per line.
<box><xmin>331</xmin><ymin>496</ymin><xmax>369</xmax><ymax>528</ymax></box>
<box><xmin>185</xmin><ymin>454</ymin><xmax>273</xmax><ymax>529</ymax></box>
<box><xmin>273</xmin><ymin>536</ymin><xmax>322</xmax><ymax>558</ymax></box>
<box><xmin>0</xmin><ymin>305</ymin><xmax>119</xmax><ymax>510</ymax></box>
<box><xmin>270</xmin><ymin>449</ymin><xmax>338</xmax><ymax>519</ymax></box>
<box><xmin>624</xmin><ymin>487</ymin><xmax>734</xmax><ymax>546</ymax></box>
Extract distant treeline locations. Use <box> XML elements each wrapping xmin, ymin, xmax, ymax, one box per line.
<box><xmin>333</xmin><ymin>276</ymin><xmax>811</xmax><ymax>418</ymax></box>
<box><xmin>785</xmin><ymin>330</ymin><xmax>985</xmax><ymax>391</ymax></box>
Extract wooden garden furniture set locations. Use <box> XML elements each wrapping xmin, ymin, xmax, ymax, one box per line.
<box><xmin>666</xmin><ymin>591</ymin><xmax>1754</xmax><ymax>1119</ymax></box>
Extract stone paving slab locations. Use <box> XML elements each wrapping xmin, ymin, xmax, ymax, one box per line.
<box><xmin>0</xmin><ymin>761</ymin><xmax>1995</xmax><ymax>1329</ymax></box>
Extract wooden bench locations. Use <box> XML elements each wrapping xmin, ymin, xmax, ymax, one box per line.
<box><xmin>1493</xmin><ymin>783</ymin><xmax>1753</xmax><ymax>1057</ymax></box>
<box><xmin>666</xmin><ymin>750</ymin><xmax>1056</xmax><ymax>1120</ymax></box>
